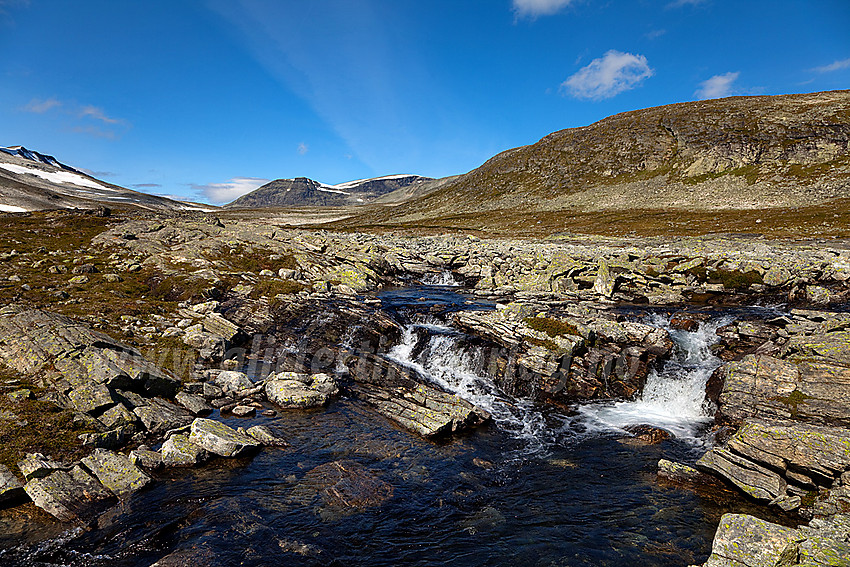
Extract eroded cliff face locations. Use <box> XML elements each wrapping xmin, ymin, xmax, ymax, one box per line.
<box><xmin>356</xmin><ymin>90</ymin><xmax>850</xmax><ymax>225</ymax></box>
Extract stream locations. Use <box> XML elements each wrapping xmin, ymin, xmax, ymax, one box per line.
<box><xmin>0</xmin><ymin>281</ymin><xmax>788</xmax><ymax>567</ymax></box>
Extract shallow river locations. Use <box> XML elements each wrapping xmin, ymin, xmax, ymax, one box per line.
<box><xmin>0</xmin><ymin>283</ymin><xmax>787</xmax><ymax>567</ymax></box>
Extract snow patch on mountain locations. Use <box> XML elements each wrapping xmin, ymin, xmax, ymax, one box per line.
<box><xmin>0</xmin><ymin>162</ymin><xmax>113</xmax><ymax>191</ymax></box>
<box><xmin>0</xmin><ymin>146</ymin><xmax>81</xmax><ymax>173</ymax></box>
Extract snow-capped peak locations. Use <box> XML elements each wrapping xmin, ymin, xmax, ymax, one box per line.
<box><xmin>0</xmin><ymin>146</ymin><xmax>81</xmax><ymax>173</ymax></box>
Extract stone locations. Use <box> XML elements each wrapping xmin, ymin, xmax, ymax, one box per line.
<box><xmin>79</xmin><ymin>428</ymin><xmax>126</xmax><ymax>449</ymax></box>
<box><xmin>80</xmin><ymin>449</ymin><xmax>152</xmax><ymax>497</ymax></box>
<box><xmin>697</xmin><ymin>446</ymin><xmax>787</xmax><ymax>502</ymax></box>
<box><xmin>201</xmin><ymin>313</ymin><xmax>242</xmax><ymax>342</ymax></box>
<box><xmin>68</xmin><ymin>275</ymin><xmax>89</xmax><ymax>285</ymax></box>
<box><xmin>128</xmin><ymin>448</ymin><xmax>163</xmax><ymax>470</ymax></box>
<box><xmin>214</xmin><ymin>370</ymin><xmax>255</xmax><ymax>395</ymax></box>
<box><xmin>133</xmin><ymin>398</ymin><xmax>194</xmax><ymax>435</ymax></box>
<box><xmin>175</xmin><ymin>391</ymin><xmax>213</xmax><ymax>416</ymax></box>
<box><xmin>187</xmin><ymin>418</ymin><xmax>259</xmax><ymax>457</ymax></box>
<box><xmin>230</xmin><ymin>405</ymin><xmax>256</xmax><ymax>417</ymax></box>
<box><xmin>807</xmin><ymin>285</ymin><xmax>833</xmax><ymax>306</ymax></box>
<box><xmin>98</xmin><ymin>403</ymin><xmax>138</xmax><ymax>430</ymax></box>
<box><xmin>700</xmin><ymin>514</ymin><xmax>800</xmax><ymax>567</ymax></box>
<box><xmin>246</xmin><ymin>425</ymin><xmax>287</xmax><ymax>447</ymax></box>
<box><xmin>161</xmin><ymin>434</ymin><xmax>208</xmax><ymax>467</ymax></box>
<box><xmin>23</xmin><ymin>465</ymin><xmax>114</xmax><ymax>523</ymax></box>
<box><xmin>0</xmin><ymin>464</ymin><xmax>26</xmax><ymax>506</ymax></box>
<box><xmin>592</xmin><ymin>258</ymin><xmax>616</xmax><ymax>298</ymax></box>
<box><xmin>6</xmin><ymin>388</ymin><xmax>32</xmax><ymax>403</ymax></box>
<box><xmin>68</xmin><ymin>383</ymin><xmax>114</xmax><ymax>414</ymax></box>
<box><xmin>18</xmin><ymin>452</ymin><xmax>66</xmax><ymax>481</ymax></box>
<box><xmin>182</xmin><ymin>329</ymin><xmax>225</xmax><ymax>361</ymax></box>
<box><xmin>265</xmin><ymin>372</ymin><xmax>339</xmax><ymax>409</ymax></box>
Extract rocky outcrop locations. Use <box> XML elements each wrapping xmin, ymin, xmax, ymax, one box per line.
<box><xmin>79</xmin><ymin>449</ymin><xmax>152</xmax><ymax>497</ymax></box>
<box><xmin>698</xmin><ymin>512</ymin><xmax>850</xmax><ymax>567</ymax></box>
<box><xmin>23</xmin><ymin>465</ymin><xmax>115</xmax><ymax>523</ymax></box>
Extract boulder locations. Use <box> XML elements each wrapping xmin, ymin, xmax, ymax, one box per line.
<box><xmin>175</xmin><ymin>391</ymin><xmax>213</xmax><ymax>416</ymax></box>
<box><xmin>80</xmin><ymin>449</ymin><xmax>152</xmax><ymax>497</ymax></box>
<box><xmin>68</xmin><ymin>383</ymin><xmax>114</xmax><ymax>414</ymax></box>
<box><xmin>214</xmin><ymin>370</ymin><xmax>255</xmax><ymax>396</ymax></box>
<box><xmin>98</xmin><ymin>403</ymin><xmax>138</xmax><ymax>430</ymax></box>
<box><xmin>133</xmin><ymin>398</ymin><xmax>194</xmax><ymax>434</ymax></box>
<box><xmin>161</xmin><ymin>434</ymin><xmax>208</xmax><ymax>467</ymax></box>
<box><xmin>23</xmin><ymin>465</ymin><xmax>114</xmax><ymax>523</ymax></box>
<box><xmin>187</xmin><ymin>418</ymin><xmax>259</xmax><ymax>457</ymax></box>
<box><xmin>700</xmin><ymin>513</ymin><xmax>800</xmax><ymax>567</ymax></box>
<box><xmin>289</xmin><ymin>460</ymin><xmax>394</xmax><ymax>521</ymax></box>
<box><xmin>79</xmin><ymin>428</ymin><xmax>126</xmax><ymax>449</ymax></box>
<box><xmin>0</xmin><ymin>464</ymin><xmax>26</xmax><ymax>506</ymax></box>
<box><xmin>128</xmin><ymin>448</ymin><xmax>163</xmax><ymax>470</ymax></box>
<box><xmin>265</xmin><ymin>372</ymin><xmax>339</xmax><ymax>409</ymax></box>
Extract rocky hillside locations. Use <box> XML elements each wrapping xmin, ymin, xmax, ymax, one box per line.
<box><xmin>225</xmin><ymin>174</ymin><xmax>437</xmax><ymax>208</ymax></box>
<box><xmin>0</xmin><ymin>146</ymin><xmax>214</xmax><ymax>213</ymax></box>
<box><xmin>339</xmin><ymin>90</ymin><xmax>850</xmax><ymax>235</ymax></box>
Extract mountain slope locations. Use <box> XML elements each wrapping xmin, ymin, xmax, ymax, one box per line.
<box><xmin>0</xmin><ymin>146</ymin><xmax>214</xmax><ymax>213</ymax></box>
<box><xmin>225</xmin><ymin>174</ymin><xmax>435</xmax><ymax>208</ymax></box>
<box><xmin>337</xmin><ymin>90</ymin><xmax>849</xmax><ymax>234</ymax></box>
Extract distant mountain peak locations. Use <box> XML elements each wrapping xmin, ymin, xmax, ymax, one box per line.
<box><xmin>0</xmin><ymin>145</ymin><xmax>81</xmax><ymax>173</ymax></box>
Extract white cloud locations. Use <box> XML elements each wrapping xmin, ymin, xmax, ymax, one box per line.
<box><xmin>695</xmin><ymin>71</ymin><xmax>739</xmax><ymax>99</ymax></box>
<box><xmin>562</xmin><ymin>50</ymin><xmax>654</xmax><ymax>100</ymax></box>
<box><xmin>297</xmin><ymin>142</ymin><xmax>309</xmax><ymax>155</ymax></box>
<box><xmin>79</xmin><ymin>105</ymin><xmax>124</xmax><ymax>125</ymax></box>
<box><xmin>811</xmin><ymin>57</ymin><xmax>850</xmax><ymax>73</ymax></box>
<box><xmin>192</xmin><ymin>177</ymin><xmax>269</xmax><ymax>204</ymax></box>
<box><xmin>22</xmin><ymin>97</ymin><xmax>61</xmax><ymax>113</ymax></box>
<box><xmin>513</xmin><ymin>0</ymin><xmax>574</xmax><ymax>18</ymax></box>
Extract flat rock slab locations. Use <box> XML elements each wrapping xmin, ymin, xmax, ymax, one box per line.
<box><xmin>161</xmin><ymin>434</ymin><xmax>208</xmax><ymax>467</ymax></box>
<box><xmin>214</xmin><ymin>371</ymin><xmax>255</xmax><ymax>395</ymax></box>
<box><xmin>133</xmin><ymin>398</ymin><xmax>194</xmax><ymax>434</ymax></box>
<box><xmin>188</xmin><ymin>418</ymin><xmax>259</xmax><ymax>457</ymax></box>
<box><xmin>353</xmin><ymin>383</ymin><xmax>489</xmax><ymax>438</ymax></box>
<box><xmin>23</xmin><ymin>465</ymin><xmax>114</xmax><ymax>523</ymax></box>
<box><xmin>0</xmin><ymin>464</ymin><xmax>26</xmax><ymax>506</ymax></box>
<box><xmin>701</xmin><ymin>513</ymin><xmax>799</xmax><ymax>567</ymax></box>
<box><xmin>717</xmin><ymin>354</ymin><xmax>850</xmax><ymax>426</ymax></box>
<box><xmin>68</xmin><ymin>382</ymin><xmax>114</xmax><ymax>414</ymax></box>
<box><xmin>80</xmin><ymin>449</ymin><xmax>152</xmax><ymax>497</ymax></box>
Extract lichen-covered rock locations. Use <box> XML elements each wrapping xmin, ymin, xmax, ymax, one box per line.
<box><xmin>80</xmin><ymin>449</ymin><xmax>152</xmax><ymax>497</ymax></box>
<box><xmin>175</xmin><ymin>391</ymin><xmax>213</xmax><ymax>416</ymax></box>
<box><xmin>68</xmin><ymin>383</ymin><xmax>114</xmax><ymax>414</ymax></box>
<box><xmin>246</xmin><ymin>425</ymin><xmax>287</xmax><ymax>446</ymax></box>
<box><xmin>187</xmin><ymin>418</ymin><xmax>259</xmax><ymax>457</ymax></box>
<box><xmin>98</xmin><ymin>402</ymin><xmax>138</xmax><ymax>430</ymax></box>
<box><xmin>133</xmin><ymin>398</ymin><xmax>194</xmax><ymax>434</ymax></box>
<box><xmin>264</xmin><ymin>372</ymin><xmax>339</xmax><ymax>409</ymax></box>
<box><xmin>214</xmin><ymin>370</ymin><xmax>255</xmax><ymax>396</ymax></box>
<box><xmin>0</xmin><ymin>464</ymin><xmax>26</xmax><ymax>506</ymax></box>
<box><xmin>128</xmin><ymin>448</ymin><xmax>163</xmax><ymax>470</ymax></box>
<box><xmin>23</xmin><ymin>465</ymin><xmax>114</xmax><ymax>523</ymax></box>
<box><xmin>161</xmin><ymin>434</ymin><xmax>208</xmax><ymax>467</ymax></box>
<box><xmin>18</xmin><ymin>452</ymin><xmax>66</xmax><ymax>481</ymax></box>
<box><xmin>715</xmin><ymin>355</ymin><xmax>850</xmax><ymax>426</ymax></box>
<box><xmin>700</xmin><ymin>513</ymin><xmax>800</xmax><ymax>567</ymax></box>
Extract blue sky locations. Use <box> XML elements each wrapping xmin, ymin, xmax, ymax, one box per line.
<box><xmin>1</xmin><ymin>0</ymin><xmax>848</xmax><ymax>204</ymax></box>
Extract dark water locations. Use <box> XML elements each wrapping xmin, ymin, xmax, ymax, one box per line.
<box><xmin>0</xmin><ymin>283</ymin><xmax>785</xmax><ymax>567</ymax></box>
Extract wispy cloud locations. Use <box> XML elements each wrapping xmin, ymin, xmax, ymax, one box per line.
<box><xmin>810</xmin><ymin>57</ymin><xmax>850</xmax><ymax>73</ymax></box>
<box><xmin>79</xmin><ymin>105</ymin><xmax>125</xmax><ymax>125</ymax></box>
<box><xmin>191</xmin><ymin>177</ymin><xmax>269</xmax><ymax>204</ymax></box>
<box><xmin>562</xmin><ymin>50</ymin><xmax>654</xmax><ymax>100</ymax></box>
<box><xmin>667</xmin><ymin>0</ymin><xmax>707</xmax><ymax>8</ymax></box>
<box><xmin>645</xmin><ymin>29</ymin><xmax>666</xmax><ymax>40</ymax></box>
<box><xmin>695</xmin><ymin>71</ymin><xmax>739</xmax><ymax>99</ymax></box>
<box><xmin>131</xmin><ymin>183</ymin><xmax>162</xmax><ymax>188</ymax></box>
<box><xmin>297</xmin><ymin>142</ymin><xmax>309</xmax><ymax>155</ymax></box>
<box><xmin>513</xmin><ymin>0</ymin><xmax>574</xmax><ymax>18</ymax></box>
<box><xmin>22</xmin><ymin>97</ymin><xmax>61</xmax><ymax>113</ymax></box>
<box><xmin>71</xmin><ymin>125</ymin><xmax>118</xmax><ymax>140</ymax></box>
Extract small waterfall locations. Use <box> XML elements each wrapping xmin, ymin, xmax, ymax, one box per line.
<box><xmin>387</xmin><ymin>324</ymin><xmax>553</xmax><ymax>453</ymax></box>
<box><xmin>576</xmin><ymin>315</ymin><xmax>727</xmax><ymax>442</ymax></box>
<box><xmin>421</xmin><ymin>271</ymin><xmax>461</xmax><ymax>286</ymax></box>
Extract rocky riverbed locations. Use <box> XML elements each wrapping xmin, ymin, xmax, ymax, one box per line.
<box><xmin>1</xmin><ymin>210</ymin><xmax>849</xmax><ymax>565</ymax></box>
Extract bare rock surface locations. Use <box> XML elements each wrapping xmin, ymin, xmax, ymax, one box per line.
<box><xmin>187</xmin><ymin>418</ymin><xmax>259</xmax><ymax>457</ymax></box>
<box><xmin>23</xmin><ymin>465</ymin><xmax>114</xmax><ymax>523</ymax></box>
